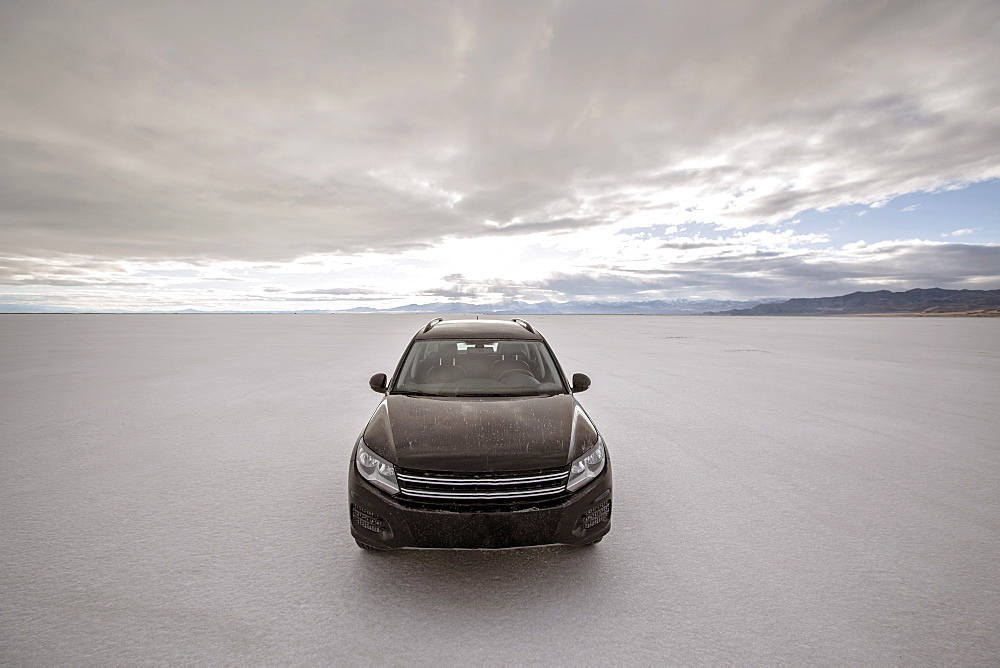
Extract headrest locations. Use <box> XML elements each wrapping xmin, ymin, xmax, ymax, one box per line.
<box><xmin>430</xmin><ymin>341</ymin><xmax>460</xmax><ymax>356</ymax></box>
<box><xmin>497</xmin><ymin>342</ymin><xmax>529</xmax><ymax>358</ymax></box>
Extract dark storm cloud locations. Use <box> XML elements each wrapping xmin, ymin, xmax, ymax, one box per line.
<box><xmin>659</xmin><ymin>241</ymin><xmax>736</xmax><ymax>250</ymax></box>
<box><xmin>422</xmin><ymin>273</ymin><xmax>538</xmax><ymax>300</ymax></box>
<box><xmin>526</xmin><ymin>243</ymin><xmax>1000</xmax><ymax>299</ymax></box>
<box><xmin>292</xmin><ymin>288</ymin><xmax>377</xmax><ymax>295</ymax></box>
<box><xmin>421</xmin><ymin>287</ymin><xmax>476</xmax><ymax>299</ymax></box>
<box><xmin>483</xmin><ymin>217</ymin><xmax>608</xmax><ymax>236</ymax></box>
<box><xmin>257</xmin><ymin>293</ymin><xmax>396</xmax><ymax>303</ymax></box>
<box><xmin>0</xmin><ymin>278</ymin><xmax>149</xmax><ymax>287</ymax></box>
<box><xmin>0</xmin><ymin>255</ymin><xmax>143</xmax><ymax>286</ymax></box>
<box><xmin>422</xmin><ymin>272</ymin><xmax>480</xmax><ymax>299</ymax></box>
<box><xmin>0</xmin><ymin>0</ymin><xmax>998</xmax><ymax>266</ymax></box>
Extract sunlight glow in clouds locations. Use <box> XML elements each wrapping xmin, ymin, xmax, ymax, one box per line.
<box><xmin>0</xmin><ymin>0</ymin><xmax>998</xmax><ymax>311</ymax></box>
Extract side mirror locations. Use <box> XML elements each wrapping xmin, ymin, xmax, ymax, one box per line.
<box><xmin>369</xmin><ymin>373</ymin><xmax>388</xmax><ymax>393</ymax></box>
<box><xmin>571</xmin><ymin>373</ymin><xmax>591</xmax><ymax>393</ymax></box>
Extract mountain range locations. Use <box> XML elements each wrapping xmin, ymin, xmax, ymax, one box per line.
<box><xmin>4</xmin><ymin>288</ymin><xmax>999</xmax><ymax>315</ymax></box>
<box><xmin>338</xmin><ymin>298</ymin><xmax>781</xmax><ymax>315</ymax></box>
<box><xmin>707</xmin><ymin>288</ymin><xmax>1000</xmax><ymax>316</ymax></box>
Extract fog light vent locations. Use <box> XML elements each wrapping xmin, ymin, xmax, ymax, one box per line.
<box><xmin>351</xmin><ymin>504</ymin><xmax>387</xmax><ymax>533</ymax></box>
<box><xmin>578</xmin><ymin>499</ymin><xmax>611</xmax><ymax>530</ymax></box>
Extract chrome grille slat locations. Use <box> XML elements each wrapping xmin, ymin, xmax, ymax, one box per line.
<box><xmin>397</xmin><ymin>471</ymin><xmax>567</xmax><ymax>486</ymax></box>
<box><xmin>397</xmin><ymin>468</ymin><xmax>568</xmax><ymax>501</ymax></box>
<box><xmin>401</xmin><ymin>485</ymin><xmax>566</xmax><ymax>500</ymax></box>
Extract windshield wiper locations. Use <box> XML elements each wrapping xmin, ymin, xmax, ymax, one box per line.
<box><xmin>391</xmin><ymin>390</ymin><xmax>445</xmax><ymax>397</ymax></box>
<box><xmin>457</xmin><ymin>391</ymin><xmax>565</xmax><ymax>397</ymax></box>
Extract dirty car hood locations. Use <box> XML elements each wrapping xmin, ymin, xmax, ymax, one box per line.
<box><xmin>362</xmin><ymin>393</ymin><xmax>598</xmax><ymax>473</ymax></box>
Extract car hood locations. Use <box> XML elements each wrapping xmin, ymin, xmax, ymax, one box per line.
<box><xmin>362</xmin><ymin>393</ymin><xmax>599</xmax><ymax>473</ymax></box>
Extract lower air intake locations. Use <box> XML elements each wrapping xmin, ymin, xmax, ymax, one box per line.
<box><xmin>578</xmin><ymin>499</ymin><xmax>611</xmax><ymax>530</ymax></box>
<box><xmin>351</xmin><ymin>504</ymin><xmax>387</xmax><ymax>533</ymax></box>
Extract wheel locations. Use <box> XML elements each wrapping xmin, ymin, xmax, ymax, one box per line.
<box><xmin>356</xmin><ymin>539</ymin><xmax>385</xmax><ymax>551</ymax></box>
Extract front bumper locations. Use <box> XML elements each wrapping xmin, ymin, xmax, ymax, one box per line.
<box><xmin>348</xmin><ymin>460</ymin><xmax>612</xmax><ymax>549</ymax></box>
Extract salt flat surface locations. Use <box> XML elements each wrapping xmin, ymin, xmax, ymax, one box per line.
<box><xmin>1</xmin><ymin>314</ymin><xmax>998</xmax><ymax>665</ymax></box>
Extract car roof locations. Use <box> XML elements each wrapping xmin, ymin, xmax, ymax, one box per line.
<box><xmin>414</xmin><ymin>318</ymin><xmax>543</xmax><ymax>341</ymax></box>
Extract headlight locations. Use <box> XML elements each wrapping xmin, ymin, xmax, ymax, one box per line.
<box><xmin>356</xmin><ymin>438</ymin><xmax>400</xmax><ymax>495</ymax></box>
<box><xmin>566</xmin><ymin>439</ymin><xmax>606</xmax><ymax>492</ymax></box>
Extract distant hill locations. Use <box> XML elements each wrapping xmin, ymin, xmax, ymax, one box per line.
<box><xmin>2</xmin><ymin>299</ymin><xmax>774</xmax><ymax>315</ymax></box>
<box><xmin>707</xmin><ymin>288</ymin><xmax>1000</xmax><ymax>316</ymax></box>
<box><xmin>339</xmin><ymin>298</ymin><xmax>782</xmax><ymax>315</ymax></box>
<box><xmin>11</xmin><ymin>289</ymin><xmax>997</xmax><ymax>315</ymax></box>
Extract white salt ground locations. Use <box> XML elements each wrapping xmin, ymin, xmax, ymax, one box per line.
<box><xmin>1</xmin><ymin>314</ymin><xmax>998</xmax><ymax>664</ymax></box>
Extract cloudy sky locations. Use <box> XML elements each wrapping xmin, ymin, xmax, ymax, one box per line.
<box><xmin>1</xmin><ymin>0</ymin><xmax>998</xmax><ymax>311</ymax></box>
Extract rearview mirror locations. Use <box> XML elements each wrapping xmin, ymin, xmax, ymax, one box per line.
<box><xmin>571</xmin><ymin>373</ymin><xmax>591</xmax><ymax>393</ymax></box>
<box><xmin>369</xmin><ymin>373</ymin><xmax>388</xmax><ymax>393</ymax></box>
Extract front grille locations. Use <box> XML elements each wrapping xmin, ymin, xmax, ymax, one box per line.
<box><xmin>396</xmin><ymin>468</ymin><xmax>569</xmax><ymax>502</ymax></box>
<box><xmin>351</xmin><ymin>504</ymin><xmax>387</xmax><ymax>533</ymax></box>
<box><xmin>578</xmin><ymin>499</ymin><xmax>611</xmax><ymax>530</ymax></box>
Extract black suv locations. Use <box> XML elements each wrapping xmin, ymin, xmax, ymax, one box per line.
<box><xmin>348</xmin><ymin>318</ymin><xmax>612</xmax><ymax>549</ymax></box>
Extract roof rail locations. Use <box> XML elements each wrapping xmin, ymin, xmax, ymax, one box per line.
<box><xmin>511</xmin><ymin>318</ymin><xmax>535</xmax><ymax>333</ymax></box>
<box><xmin>422</xmin><ymin>317</ymin><xmax>444</xmax><ymax>333</ymax></box>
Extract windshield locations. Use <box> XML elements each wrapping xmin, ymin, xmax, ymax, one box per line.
<box><xmin>392</xmin><ymin>339</ymin><xmax>568</xmax><ymax>396</ymax></box>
